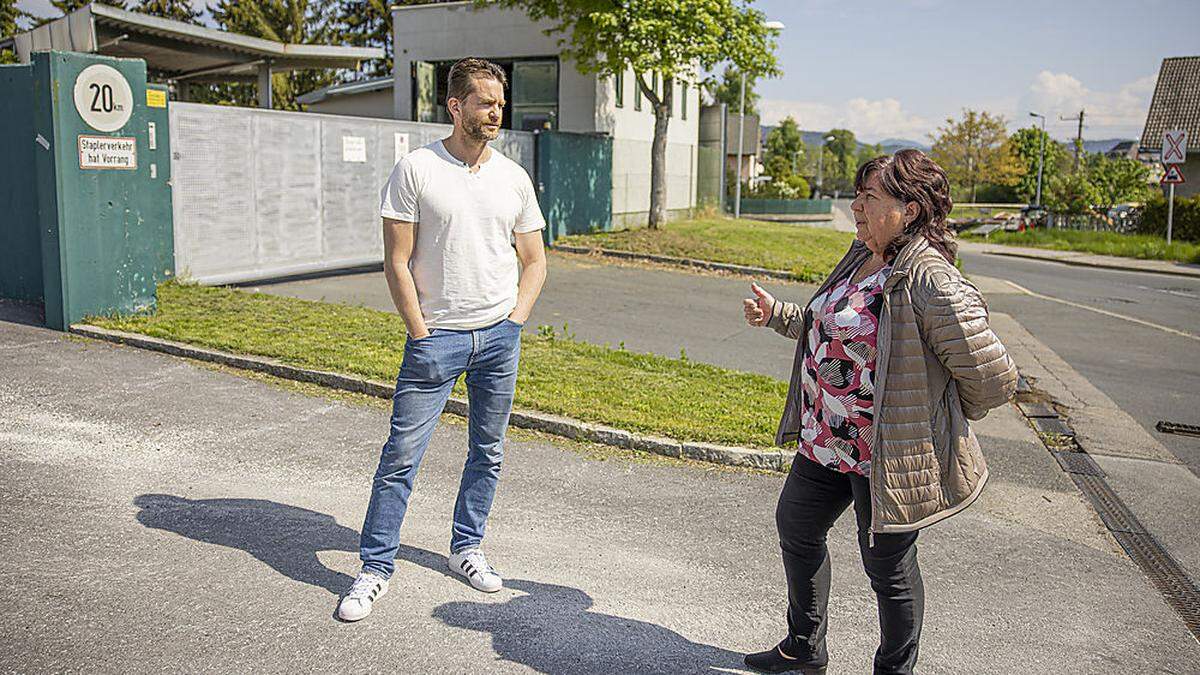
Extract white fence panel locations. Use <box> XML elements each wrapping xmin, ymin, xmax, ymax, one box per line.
<box><xmin>169</xmin><ymin>103</ymin><xmax>535</xmax><ymax>284</ymax></box>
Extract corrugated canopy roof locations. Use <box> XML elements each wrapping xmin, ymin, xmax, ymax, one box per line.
<box><xmin>1140</xmin><ymin>56</ymin><xmax>1200</xmax><ymax>155</ymax></box>
<box><xmin>1</xmin><ymin>3</ymin><xmax>383</xmax><ymax>83</ymax></box>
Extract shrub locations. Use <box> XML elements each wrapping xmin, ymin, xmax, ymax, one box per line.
<box><xmin>1134</xmin><ymin>192</ymin><xmax>1200</xmax><ymax>242</ymax></box>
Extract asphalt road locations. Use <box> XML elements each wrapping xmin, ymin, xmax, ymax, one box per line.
<box><xmin>4</xmin><ymin>310</ymin><xmax>1197</xmax><ymax>672</ymax></box>
<box><xmin>958</xmin><ymin>250</ymin><xmax>1200</xmax><ymax>473</ymax></box>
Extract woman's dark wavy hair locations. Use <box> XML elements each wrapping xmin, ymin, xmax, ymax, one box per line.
<box><xmin>854</xmin><ymin>149</ymin><xmax>957</xmax><ymax>263</ymax></box>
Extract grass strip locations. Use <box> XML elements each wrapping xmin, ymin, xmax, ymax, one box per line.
<box><xmin>558</xmin><ymin>217</ymin><xmax>854</xmax><ymax>283</ymax></box>
<box><xmin>963</xmin><ymin>229</ymin><xmax>1200</xmax><ymax>264</ymax></box>
<box><xmin>86</xmin><ymin>283</ymin><xmax>788</xmax><ymax>448</ymax></box>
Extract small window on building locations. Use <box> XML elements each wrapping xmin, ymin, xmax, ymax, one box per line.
<box><xmin>615</xmin><ymin>70</ymin><xmax>624</xmax><ymax>108</ymax></box>
<box><xmin>634</xmin><ymin>72</ymin><xmax>642</xmax><ymax>111</ymax></box>
<box><xmin>681</xmin><ymin>81</ymin><xmax>687</xmax><ymax>120</ymax></box>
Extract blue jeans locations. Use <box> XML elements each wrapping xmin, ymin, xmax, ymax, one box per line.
<box><xmin>359</xmin><ymin>317</ymin><xmax>523</xmax><ymax>579</ymax></box>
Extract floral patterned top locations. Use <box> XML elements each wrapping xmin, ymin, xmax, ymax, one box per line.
<box><xmin>798</xmin><ymin>263</ymin><xmax>892</xmax><ymax>477</ymax></box>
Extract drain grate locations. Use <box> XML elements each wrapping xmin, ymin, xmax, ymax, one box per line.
<box><xmin>1031</xmin><ymin>416</ymin><xmax>1075</xmax><ymax>436</ymax></box>
<box><xmin>1068</xmin><ymin>474</ymin><xmax>1200</xmax><ymax>642</ymax></box>
<box><xmin>1018</xmin><ymin>401</ymin><xmax>1059</xmax><ymax>418</ymax></box>
<box><xmin>1052</xmin><ymin>450</ymin><xmax>1105</xmax><ymax>477</ymax></box>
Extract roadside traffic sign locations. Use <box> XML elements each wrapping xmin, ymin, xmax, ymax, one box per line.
<box><xmin>1162</xmin><ymin>130</ymin><xmax>1187</xmax><ymax>164</ymax></box>
<box><xmin>1161</xmin><ymin>164</ymin><xmax>1185</xmax><ymax>185</ymax></box>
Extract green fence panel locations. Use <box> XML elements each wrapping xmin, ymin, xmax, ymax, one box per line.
<box><xmin>26</xmin><ymin>51</ymin><xmax>175</xmax><ymax>330</ymax></box>
<box><xmin>535</xmin><ymin>130</ymin><xmax>612</xmax><ymax>243</ymax></box>
<box><xmin>736</xmin><ymin>198</ymin><xmax>833</xmax><ymax>215</ymax></box>
<box><xmin>0</xmin><ymin>64</ymin><xmax>42</xmax><ymax>303</ymax></box>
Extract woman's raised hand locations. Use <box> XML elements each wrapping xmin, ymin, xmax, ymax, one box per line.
<box><xmin>743</xmin><ymin>282</ymin><xmax>775</xmax><ymax>327</ymax></box>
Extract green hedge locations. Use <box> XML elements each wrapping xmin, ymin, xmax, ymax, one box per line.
<box><xmin>1136</xmin><ymin>192</ymin><xmax>1200</xmax><ymax>242</ymax></box>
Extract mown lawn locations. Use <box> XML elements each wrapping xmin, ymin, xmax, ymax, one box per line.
<box><xmin>87</xmin><ymin>283</ymin><xmax>788</xmax><ymax>448</ymax></box>
<box><xmin>557</xmin><ymin>217</ymin><xmax>855</xmax><ymax>282</ymax></box>
<box><xmin>963</xmin><ymin>228</ymin><xmax>1200</xmax><ymax>264</ymax></box>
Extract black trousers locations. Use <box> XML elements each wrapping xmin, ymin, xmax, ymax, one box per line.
<box><xmin>775</xmin><ymin>456</ymin><xmax>924</xmax><ymax>674</ymax></box>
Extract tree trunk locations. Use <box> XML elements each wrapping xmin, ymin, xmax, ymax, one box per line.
<box><xmin>636</xmin><ymin>74</ymin><xmax>672</xmax><ymax>229</ymax></box>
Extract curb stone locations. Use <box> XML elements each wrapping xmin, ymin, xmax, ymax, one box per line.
<box><xmin>978</xmin><ymin>248</ymin><xmax>1200</xmax><ymax>280</ymax></box>
<box><xmin>549</xmin><ymin>244</ymin><xmax>809</xmax><ymax>283</ymax></box>
<box><xmin>69</xmin><ymin>324</ymin><xmax>786</xmax><ymax>473</ymax></box>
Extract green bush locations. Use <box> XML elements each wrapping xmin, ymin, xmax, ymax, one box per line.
<box><xmin>1135</xmin><ymin>192</ymin><xmax>1200</xmax><ymax>242</ymax></box>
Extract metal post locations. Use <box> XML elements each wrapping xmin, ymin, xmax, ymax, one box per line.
<box><xmin>734</xmin><ymin>71</ymin><xmax>745</xmax><ymax>219</ymax></box>
<box><xmin>718</xmin><ymin>103</ymin><xmax>727</xmax><ymax>214</ymax></box>
<box><xmin>1167</xmin><ymin>182</ymin><xmax>1175</xmax><ymax>245</ymax></box>
<box><xmin>817</xmin><ymin>140</ymin><xmax>825</xmax><ymax>197</ymax></box>
<box><xmin>1035</xmin><ymin>118</ymin><xmax>1045</xmax><ymax>207</ymax></box>
<box><xmin>257</xmin><ymin>60</ymin><xmax>272</xmax><ymax>109</ymax></box>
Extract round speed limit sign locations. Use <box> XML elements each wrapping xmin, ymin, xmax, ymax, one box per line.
<box><xmin>73</xmin><ymin>64</ymin><xmax>134</xmax><ymax>132</ymax></box>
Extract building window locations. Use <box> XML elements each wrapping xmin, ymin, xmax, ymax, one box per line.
<box><xmin>681</xmin><ymin>81</ymin><xmax>687</xmax><ymax>120</ymax></box>
<box><xmin>615</xmin><ymin>70</ymin><xmax>624</xmax><ymax>108</ymax></box>
<box><xmin>634</xmin><ymin>72</ymin><xmax>642</xmax><ymax>111</ymax></box>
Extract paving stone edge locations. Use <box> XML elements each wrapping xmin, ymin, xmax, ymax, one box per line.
<box><xmin>549</xmin><ymin>244</ymin><xmax>806</xmax><ymax>282</ymax></box>
<box><xmin>69</xmin><ymin>324</ymin><xmax>788</xmax><ymax>472</ymax></box>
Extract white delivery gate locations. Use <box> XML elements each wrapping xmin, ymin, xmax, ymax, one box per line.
<box><xmin>168</xmin><ymin>103</ymin><xmax>536</xmax><ymax>284</ymax></box>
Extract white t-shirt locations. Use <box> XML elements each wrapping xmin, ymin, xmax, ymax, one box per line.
<box><xmin>379</xmin><ymin>140</ymin><xmax>546</xmax><ymax>330</ymax></box>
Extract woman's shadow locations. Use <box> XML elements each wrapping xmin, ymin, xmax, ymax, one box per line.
<box><xmin>133</xmin><ymin>494</ymin><xmax>745</xmax><ymax>673</ymax></box>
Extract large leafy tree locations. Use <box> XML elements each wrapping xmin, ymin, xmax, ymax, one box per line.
<box><xmin>1</xmin><ymin>0</ymin><xmax>34</xmax><ymax>63</ymax></box>
<box><xmin>1084</xmin><ymin>153</ymin><xmax>1152</xmax><ymax>213</ymax></box>
<box><xmin>485</xmin><ymin>0</ymin><xmax>780</xmax><ymax>229</ymax></box>
<box><xmin>1007</xmin><ymin>126</ymin><xmax>1069</xmax><ymax>204</ymax></box>
<box><xmin>762</xmin><ymin>115</ymin><xmax>803</xmax><ymax>179</ymax></box>
<box><xmin>930</xmin><ymin>109</ymin><xmax>1021</xmax><ymax>203</ymax></box>
<box><xmin>210</xmin><ymin>0</ymin><xmax>339</xmax><ymax>110</ymax></box>
<box><xmin>133</xmin><ymin>0</ymin><xmax>202</xmax><ymax>23</ymax></box>
<box><xmin>822</xmin><ymin>128</ymin><xmax>858</xmax><ymax>194</ymax></box>
<box><xmin>709</xmin><ymin>65</ymin><xmax>759</xmax><ymax>117</ymax></box>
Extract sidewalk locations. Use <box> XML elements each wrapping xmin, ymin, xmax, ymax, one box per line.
<box><xmin>959</xmin><ymin>240</ymin><xmax>1200</xmax><ymax>278</ymax></box>
<box><xmin>2</xmin><ymin>313</ymin><xmax>1198</xmax><ymax>672</ymax></box>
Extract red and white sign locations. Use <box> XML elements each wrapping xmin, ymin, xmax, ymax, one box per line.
<box><xmin>1162</xmin><ymin>130</ymin><xmax>1188</xmax><ymax>164</ymax></box>
<box><xmin>1161</xmin><ymin>164</ymin><xmax>1185</xmax><ymax>185</ymax></box>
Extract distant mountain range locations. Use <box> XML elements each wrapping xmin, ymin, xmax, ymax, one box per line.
<box><xmin>760</xmin><ymin>125</ymin><xmax>1135</xmax><ymax>158</ymax></box>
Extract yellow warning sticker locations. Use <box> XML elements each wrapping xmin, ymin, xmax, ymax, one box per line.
<box><xmin>146</xmin><ymin>89</ymin><xmax>167</xmax><ymax>108</ymax></box>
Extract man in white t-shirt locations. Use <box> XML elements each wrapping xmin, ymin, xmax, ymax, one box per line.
<box><xmin>338</xmin><ymin>58</ymin><xmax>547</xmax><ymax>622</ymax></box>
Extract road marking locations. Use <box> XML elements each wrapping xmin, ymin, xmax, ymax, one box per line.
<box><xmin>1136</xmin><ymin>284</ymin><xmax>1200</xmax><ymax>300</ymax></box>
<box><xmin>1003</xmin><ymin>280</ymin><xmax>1200</xmax><ymax>342</ymax></box>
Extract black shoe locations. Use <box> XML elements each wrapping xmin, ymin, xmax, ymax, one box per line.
<box><xmin>743</xmin><ymin>641</ymin><xmax>827</xmax><ymax>674</ymax></box>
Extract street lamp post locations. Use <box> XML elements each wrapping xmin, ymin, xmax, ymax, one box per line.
<box><xmin>1029</xmin><ymin>111</ymin><xmax>1046</xmax><ymax>207</ymax></box>
<box><xmin>816</xmin><ymin>134</ymin><xmax>834</xmax><ymax>198</ymax></box>
<box><xmin>732</xmin><ymin>20</ymin><xmax>784</xmax><ymax>220</ymax></box>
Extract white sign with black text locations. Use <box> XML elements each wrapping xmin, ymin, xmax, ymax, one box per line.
<box><xmin>78</xmin><ymin>135</ymin><xmax>137</xmax><ymax>170</ymax></box>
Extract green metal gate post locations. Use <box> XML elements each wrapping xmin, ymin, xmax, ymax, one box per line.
<box><xmin>26</xmin><ymin>51</ymin><xmax>175</xmax><ymax>330</ymax></box>
<box><xmin>534</xmin><ymin>130</ymin><xmax>612</xmax><ymax>244</ymax></box>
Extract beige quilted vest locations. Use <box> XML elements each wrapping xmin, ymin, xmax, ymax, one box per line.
<box><xmin>768</xmin><ymin>237</ymin><xmax>1018</xmax><ymax>537</ymax></box>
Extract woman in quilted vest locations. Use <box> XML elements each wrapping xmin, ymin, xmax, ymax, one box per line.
<box><xmin>740</xmin><ymin>149</ymin><xmax>1018</xmax><ymax>674</ymax></box>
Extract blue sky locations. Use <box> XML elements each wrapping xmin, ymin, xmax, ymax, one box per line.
<box><xmin>16</xmin><ymin>0</ymin><xmax>1200</xmax><ymax>143</ymax></box>
<box><xmin>752</xmin><ymin>0</ymin><xmax>1199</xmax><ymax>142</ymax></box>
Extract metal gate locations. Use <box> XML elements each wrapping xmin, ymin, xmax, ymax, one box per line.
<box><xmin>169</xmin><ymin>103</ymin><xmax>535</xmax><ymax>285</ymax></box>
<box><xmin>535</xmin><ymin>130</ymin><xmax>612</xmax><ymax>242</ymax></box>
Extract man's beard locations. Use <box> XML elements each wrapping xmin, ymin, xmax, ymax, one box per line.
<box><xmin>464</xmin><ymin>116</ymin><xmax>500</xmax><ymax>142</ymax></box>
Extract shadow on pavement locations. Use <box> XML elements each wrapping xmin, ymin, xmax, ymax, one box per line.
<box><xmin>0</xmin><ymin>300</ymin><xmax>45</xmax><ymax>327</ymax></box>
<box><xmin>433</xmin><ymin>578</ymin><xmax>746</xmax><ymax>674</ymax></box>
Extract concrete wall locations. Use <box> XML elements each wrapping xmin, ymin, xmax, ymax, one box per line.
<box><xmin>304</xmin><ymin>89</ymin><xmax>393</xmax><ymax>119</ymax></box>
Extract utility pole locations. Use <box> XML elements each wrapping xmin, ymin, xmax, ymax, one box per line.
<box><xmin>734</xmin><ymin>70</ymin><xmax>745</xmax><ymax>219</ymax></box>
<box><xmin>1029</xmin><ymin>112</ymin><xmax>1046</xmax><ymax>207</ymax></box>
<box><xmin>1060</xmin><ymin>109</ymin><xmax>1085</xmax><ymax>170</ymax></box>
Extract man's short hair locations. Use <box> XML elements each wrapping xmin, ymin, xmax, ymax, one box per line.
<box><xmin>447</xmin><ymin>58</ymin><xmax>507</xmax><ymax>102</ymax></box>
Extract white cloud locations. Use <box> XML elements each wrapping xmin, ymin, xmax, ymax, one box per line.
<box><xmin>1018</xmin><ymin>70</ymin><xmax>1156</xmax><ymax>139</ymax></box>
<box><xmin>760</xmin><ymin>97</ymin><xmax>933</xmax><ymax>142</ymax></box>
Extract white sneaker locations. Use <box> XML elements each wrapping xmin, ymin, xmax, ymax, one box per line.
<box><xmin>448</xmin><ymin>548</ymin><xmax>503</xmax><ymax>593</ymax></box>
<box><xmin>337</xmin><ymin>571</ymin><xmax>389</xmax><ymax>622</ymax></box>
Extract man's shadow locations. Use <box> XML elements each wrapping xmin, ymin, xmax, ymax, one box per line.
<box><xmin>433</xmin><ymin>579</ymin><xmax>745</xmax><ymax>673</ymax></box>
<box><xmin>133</xmin><ymin>494</ymin><xmax>456</xmax><ymax>595</ymax></box>
<box><xmin>133</xmin><ymin>495</ymin><xmax>745</xmax><ymax>672</ymax></box>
